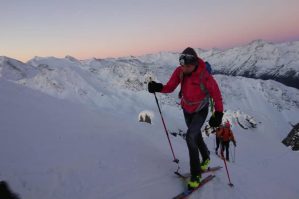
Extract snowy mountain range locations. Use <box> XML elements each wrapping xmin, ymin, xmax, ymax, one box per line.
<box><xmin>199</xmin><ymin>40</ymin><xmax>299</xmax><ymax>90</ymax></box>
<box><xmin>1</xmin><ymin>40</ymin><xmax>299</xmax><ymax>199</ymax></box>
<box><xmin>131</xmin><ymin>39</ymin><xmax>299</xmax><ymax>89</ymax></box>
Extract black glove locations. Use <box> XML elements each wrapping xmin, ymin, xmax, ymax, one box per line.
<box><xmin>148</xmin><ymin>81</ymin><xmax>163</xmax><ymax>93</ymax></box>
<box><xmin>233</xmin><ymin>140</ymin><xmax>237</xmax><ymax>147</ymax></box>
<box><xmin>209</xmin><ymin>111</ymin><xmax>223</xmax><ymax>127</ymax></box>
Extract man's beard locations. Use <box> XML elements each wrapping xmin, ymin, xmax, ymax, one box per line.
<box><xmin>183</xmin><ymin>71</ymin><xmax>192</xmax><ymax>76</ymax></box>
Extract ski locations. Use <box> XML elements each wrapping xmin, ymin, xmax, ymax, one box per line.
<box><xmin>175</xmin><ymin>166</ymin><xmax>222</xmax><ymax>179</ymax></box>
<box><xmin>173</xmin><ymin>174</ymin><xmax>215</xmax><ymax>199</ymax></box>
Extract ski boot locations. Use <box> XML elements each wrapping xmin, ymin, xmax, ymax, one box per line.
<box><xmin>187</xmin><ymin>175</ymin><xmax>201</xmax><ymax>190</ymax></box>
<box><xmin>200</xmin><ymin>158</ymin><xmax>211</xmax><ymax>171</ymax></box>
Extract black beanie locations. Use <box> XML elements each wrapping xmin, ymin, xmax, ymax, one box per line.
<box><xmin>181</xmin><ymin>47</ymin><xmax>198</xmax><ymax>58</ymax></box>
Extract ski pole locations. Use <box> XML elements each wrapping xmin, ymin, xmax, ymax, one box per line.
<box><xmin>233</xmin><ymin>145</ymin><xmax>236</xmax><ymax>163</ymax></box>
<box><xmin>221</xmin><ymin>147</ymin><xmax>234</xmax><ymax>187</ymax></box>
<box><xmin>211</xmin><ymin>127</ymin><xmax>215</xmax><ymax>148</ymax></box>
<box><xmin>153</xmin><ymin>92</ymin><xmax>179</xmax><ymax>163</ymax></box>
<box><xmin>149</xmin><ymin>78</ymin><xmax>180</xmax><ymax>174</ymax></box>
<box><xmin>229</xmin><ymin>143</ymin><xmax>233</xmax><ymax>163</ymax></box>
<box><xmin>214</xmin><ymin>135</ymin><xmax>216</xmax><ymax>151</ymax></box>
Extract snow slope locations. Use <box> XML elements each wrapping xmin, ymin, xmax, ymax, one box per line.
<box><xmin>1</xmin><ymin>72</ymin><xmax>299</xmax><ymax>199</ymax></box>
<box><xmin>1</xmin><ymin>43</ymin><xmax>299</xmax><ymax>198</ymax></box>
<box><xmin>0</xmin><ymin>79</ymin><xmax>176</xmax><ymax>199</ymax></box>
<box><xmin>0</xmin><ymin>56</ymin><xmax>37</xmax><ymax>80</ymax></box>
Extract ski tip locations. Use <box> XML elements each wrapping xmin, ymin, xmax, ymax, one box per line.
<box><xmin>174</xmin><ymin>171</ymin><xmax>188</xmax><ymax>179</ymax></box>
<box><xmin>174</xmin><ymin>171</ymin><xmax>181</xmax><ymax>176</ymax></box>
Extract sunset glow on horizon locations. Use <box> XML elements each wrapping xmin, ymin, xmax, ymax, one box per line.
<box><xmin>1</xmin><ymin>0</ymin><xmax>299</xmax><ymax>62</ymax></box>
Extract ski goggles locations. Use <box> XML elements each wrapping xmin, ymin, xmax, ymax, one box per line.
<box><xmin>179</xmin><ymin>54</ymin><xmax>197</xmax><ymax>66</ymax></box>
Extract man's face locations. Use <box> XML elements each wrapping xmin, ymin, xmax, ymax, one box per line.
<box><xmin>182</xmin><ymin>64</ymin><xmax>196</xmax><ymax>75</ymax></box>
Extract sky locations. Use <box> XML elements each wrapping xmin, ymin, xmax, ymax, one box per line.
<box><xmin>1</xmin><ymin>0</ymin><xmax>299</xmax><ymax>61</ymax></box>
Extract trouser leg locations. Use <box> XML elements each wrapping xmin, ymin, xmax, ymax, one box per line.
<box><xmin>184</xmin><ymin>106</ymin><xmax>209</xmax><ymax>177</ymax></box>
<box><xmin>216</xmin><ymin>137</ymin><xmax>220</xmax><ymax>152</ymax></box>
<box><xmin>225</xmin><ymin>142</ymin><xmax>230</xmax><ymax>160</ymax></box>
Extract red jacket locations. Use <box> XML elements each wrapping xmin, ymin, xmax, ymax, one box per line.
<box><xmin>217</xmin><ymin>127</ymin><xmax>235</xmax><ymax>142</ymax></box>
<box><xmin>161</xmin><ymin>58</ymin><xmax>223</xmax><ymax>113</ymax></box>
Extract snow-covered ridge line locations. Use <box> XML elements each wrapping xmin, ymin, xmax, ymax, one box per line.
<box><xmin>198</xmin><ymin>40</ymin><xmax>299</xmax><ymax>90</ymax></box>
<box><xmin>2</xmin><ymin>39</ymin><xmax>298</xmax><ymax>89</ymax></box>
<box><xmin>1</xmin><ymin>46</ymin><xmax>299</xmax><ymax>116</ymax></box>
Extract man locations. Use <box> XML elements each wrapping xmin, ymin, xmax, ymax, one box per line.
<box><xmin>148</xmin><ymin>47</ymin><xmax>224</xmax><ymax>189</ymax></box>
<box><xmin>218</xmin><ymin>121</ymin><xmax>237</xmax><ymax>161</ymax></box>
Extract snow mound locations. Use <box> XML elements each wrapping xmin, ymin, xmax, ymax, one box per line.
<box><xmin>138</xmin><ymin>110</ymin><xmax>155</xmax><ymax>124</ymax></box>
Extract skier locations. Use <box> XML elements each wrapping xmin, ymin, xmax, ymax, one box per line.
<box><xmin>148</xmin><ymin>47</ymin><xmax>224</xmax><ymax>190</ymax></box>
<box><xmin>218</xmin><ymin>121</ymin><xmax>236</xmax><ymax>161</ymax></box>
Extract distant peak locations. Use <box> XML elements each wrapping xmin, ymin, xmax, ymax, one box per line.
<box><xmin>0</xmin><ymin>56</ymin><xmax>26</xmax><ymax>64</ymax></box>
<box><xmin>0</xmin><ymin>56</ymin><xmax>14</xmax><ymax>61</ymax></box>
<box><xmin>248</xmin><ymin>39</ymin><xmax>269</xmax><ymax>45</ymax></box>
<box><xmin>65</xmin><ymin>55</ymin><xmax>79</xmax><ymax>62</ymax></box>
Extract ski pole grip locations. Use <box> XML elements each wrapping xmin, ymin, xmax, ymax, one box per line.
<box><xmin>149</xmin><ymin>76</ymin><xmax>153</xmax><ymax>83</ymax></box>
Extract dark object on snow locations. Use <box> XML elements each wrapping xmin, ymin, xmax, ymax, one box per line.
<box><xmin>282</xmin><ymin>123</ymin><xmax>299</xmax><ymax>151</ymax></box>
<box><xmin>170</xmin><ymin>129</ymin><xmax>186</xmax><ymax>140</ymax></box>
<box><xmin>236</xmin><ymin>117</ymin><xmax>248</xmax><ymax>129</ymax></box>
<box><xmin>139</xmin><ymin>114</ymin><xmax>151</xmax><ymax>124</ymax></box>
<box><xmin>0</xmin><ymin>181</ymin><xmax>20</xmax><ymax>199</ymax></box>
<box><xmin>144</xmin><ymin>114</ymin><xmax>151</xmax><ymax>124</ymax></box>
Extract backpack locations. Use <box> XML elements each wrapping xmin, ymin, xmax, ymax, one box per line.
<box><xmin>219</xmin><ymin>127</ymin><xmax>234</xmax><ymax>142</ymax></box>
<box><xmin>205</xmin><ymin>61</ymin><xmax>212</xmax><ymax>74</ymax></box>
